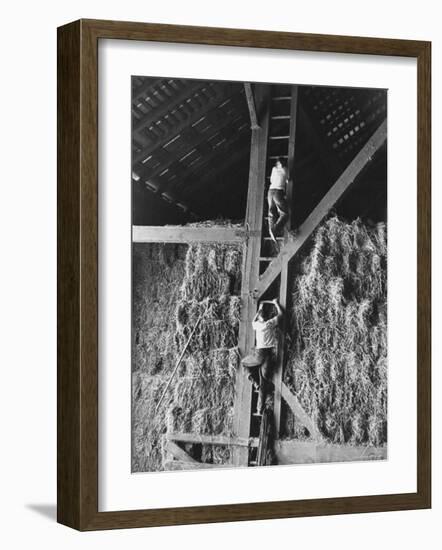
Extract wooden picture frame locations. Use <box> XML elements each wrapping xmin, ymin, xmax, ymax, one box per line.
<box><xmin>57</xmin><ymin>19</ymin><xmax>431</xmax><ymax>530</ymax></box>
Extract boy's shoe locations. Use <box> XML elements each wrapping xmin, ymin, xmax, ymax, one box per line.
<box><xmin>247</xmin><ymin>374</ymin><xmax>260</xmax><ymax>391</ymax></box>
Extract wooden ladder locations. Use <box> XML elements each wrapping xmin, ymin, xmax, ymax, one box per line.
<box><xmin>250</xmin><ymin>84</ymin><xmax>299</xmax><ymax>465</ymax></box>
<box><xmin>234</xmin><ymin>84</ymin><xmax>299</xmax><ymax>467</ymax></box>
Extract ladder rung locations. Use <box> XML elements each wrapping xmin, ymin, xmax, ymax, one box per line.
<box><xmin>269</xmin><ymin>135</ymin><xmax>290</xmax><ymax>140</ymax></box>
<box><xmin>259</xmin><ymin>257</ymin><xmax>274</xmax><ymax>262</ymax></box>
<box><xmin>249</xmin><ymin>461</ymin><xmax>258</xmax><ymax>466</ymax></box>
<box><xmin>272</xmin><ymin>96</ymin><xmax>291</xmax><ymax>100</ymax></box>
<box><xmin>263</xmin><ymin>236</ymin><xmax>284</xmax><ymax>241</ymax></box>
<box><xmin>269</xmin><ymin>155</ymin><xmax>288</xmax><ymax>159</ymax></box>
<box><xmin>252</xmin><ymin>412</ymin><xmax>263</xmax><ymax>417</ymax></box>
<box><xmin>271</xmin><ymin>115</ymin><xmax>291</xmax><ymax>119</ymax></box>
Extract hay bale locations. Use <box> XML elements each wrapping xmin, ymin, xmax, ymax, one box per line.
<box><xmin>132</xmin><ymin>241</ymin><xmax>242</xmax><ymax>472</ymax></box>
<box><xmin>168</xmin><ymin>242</ymin><xmax>242</xmax><ymax>458</ymax></box>
<box><xmin>284</xmin><ymin>216</ymin><xmax>387</xmax><ymax>446</ymax></box>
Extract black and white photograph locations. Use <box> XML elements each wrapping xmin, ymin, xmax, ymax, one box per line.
<box><xmin>131</xmin><ymin>77</ymin><xmax>388</xmax><ymax>473</ymax></box>
<box><xmin>1</xmin><ymin>0</ymin><xmax>436</xmax><ymax>541</ymax></box>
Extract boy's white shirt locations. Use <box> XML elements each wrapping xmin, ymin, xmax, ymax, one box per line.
<box><xmin>269</xmin><ymin>165</ymin><xmax>288</xmax><ymax>191</ymax></box>
<box><xmin>252</xmin><ymin>316</ymin><xmax>278</xmax><ymax>349</ymax></box>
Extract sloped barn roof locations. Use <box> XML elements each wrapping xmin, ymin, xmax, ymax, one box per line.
<box><xmin>132</xmin><ymin>78</ymin><xmax>387</xmax><ymax>225</ymax></box>
<box><xmin>132</xmin><ymin>77</ymin><xmax>251</xmax><ymax>221</ymax></box>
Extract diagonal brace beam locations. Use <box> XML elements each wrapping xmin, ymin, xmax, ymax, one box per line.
<box><xmin>279</xmin><ymin>382</ymin><xmax>319</xmax><ymax>440</ymax></box>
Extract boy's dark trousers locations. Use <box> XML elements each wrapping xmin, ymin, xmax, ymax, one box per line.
<box><xmin>241</xmin><ymin>348</ymin><xmax>273</xmax><ymax>414</ymax></box>
<box><xmin>267</xmin><ymin>189</ymin><xmax>289</xmax><ymax>235</ymax></box>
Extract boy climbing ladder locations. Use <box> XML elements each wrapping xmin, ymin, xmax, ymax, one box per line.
<box><xmin>241</xmin><ymin>299</ymin><xmax>284</xmax><ymax>415</ymax></box>
<box><xmin>267</xmin><ymin>157</ymin><xmax>290</xmax><ymax>237</ymax></box>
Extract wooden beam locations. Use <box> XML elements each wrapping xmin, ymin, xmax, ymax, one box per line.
<box><xmin>274</xmin><ymin>439</ymin><xmax>387</xmax><ymax>465</ymax></box>
<box><xmin>132</xmin><ymin>225</ymin><xmax>246</xmax><ymax>243</ymax></box>
<box><xmin>132</xmin><ymin>77</ymin><xmax>166</xmax><ymax>103</ymax></box>
<box><xmin>165</xmin><ymin>440</ymin><xmax>386</xmax><ymax>468</ymax></box>
<box><xmin>256</xmin><ymin>118</ymin><xmax>387</xmax><ymax>298</ymax></box>
<box><xmin>273</xmin><ymin>259</ymin><xmax>289</xmax><ymax>436</ymax></box>
<box><xmin>279</xmin><ymin>382</ymin><xmax>319</xmax><ymax>439</ymax></box>
<box><xmin>134</xmin><ymin>94</ymin><xmax>246</xmax><ymax>179</ymax></box>
<box><xmin>165</xmin><ymin>433</ymin><xmax>386</xmax><ymax>466</ymax></box>
<box><xmin>166</xmin><ymin>432</ymin><xmax>253</xmax><ymax>447</ymax></box>
<box><xmin>232</xmin><ymin>85</ymin><xmax>271</xmax><ymax>467</ymax></box>
<box><xmin>244</xmin><ymin>83</ymin><xmax>259</xmax><ymax>129</ymax></box>
<box><xmin>134</xmin><ymin>80</ymin><xmax>205</xmax><ymax>132</ymax></box>
<box><xmin>133</xmin><ymin>83</ymin><xmax>243</xmax><ymax>160</ymax></box>
<box><xmin>164</xmin><ymin>440</ymin><xmax>198</xmax><ymax>463</ymax></box>
<box><xmin>133</xmin><ymin>81</ymin><xmax>208</xmax><ymax>148</ymax></box>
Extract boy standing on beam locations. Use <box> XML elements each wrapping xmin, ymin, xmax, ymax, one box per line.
<box><xmin>241</xmin><ymin>299</ymin><xmax>284</xmax><ymax>415</ymax></box>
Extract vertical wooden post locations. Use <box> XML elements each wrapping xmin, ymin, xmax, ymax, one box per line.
<box><xmin>244</xmin><ymin>83</ymin><xmax>260</xmax><ymax>130</ymax></box>
<box><xmin>232</xmin><ymin>85</ymin><xmax>270</xmax><ymax>466</ymax></box>
<box><xmin>274</xmin><ymin>259</ymin><xmax>289</xmax><ymax>436</ymax></box>
<box><xmin>273</xmin><ymin>85</ymin><xmax>299</xmax><ymax>436</ymax></box>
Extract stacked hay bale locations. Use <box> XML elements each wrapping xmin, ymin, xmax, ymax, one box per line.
<box><xmin>284</xmin><ymin>216</ymin><xmax>388</xmax><ymax>446</ymax></box>
<box><xmin>166</xmin><ymin>242</ymin><xmax>242</xmax><ymax>465</ymax></box>
<box><xmin>132</xmin><ymin>243</ymin><xmax>187</xmax><ymax>472</ymax></box>
<box><xmin>132</xmin><ymin>240</ymin><xmax>242</xmax><ymax>472</ymax></box>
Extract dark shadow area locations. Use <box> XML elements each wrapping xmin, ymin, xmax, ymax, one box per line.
<box><xmin>25</xmin><ymin>503</ymin><xmax>57</xmax><ymax>521</ymax></box>
<box><xmin>291</xmin><ymin>86</ymin><xmax>387</xmax><ymax>228</ymax></box>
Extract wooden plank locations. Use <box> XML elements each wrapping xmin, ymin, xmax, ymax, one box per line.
<box><xmin>132</xmin><ymin>77</ymin><xmax>165</xmax><ymax>102</ymax></box>
<box><xmin>133</xmin><ymin>83</ymin><xmax>243</xmax><ymax>160</ymax></box>
<box><xmin>232</xmin><ymin>84</ymin><xmax>271</xmax><ymax>467</ymax></box>
<box><xmin>279</xmin><ymin>382</ymin><xmax>319</xmax><ymax>439</ymax></box>
<box><xmin>165</xmin><ymin>434</ymin><xmax>387</xmax><ymax>466</ymax></box>
<box><xmin>244</xmin><ymin>83</ymin><xmax>259</xmax><ymax>129</ymax></box>
<box><xmin>132</xmin><ymin>225</ymin><xmax>246</xmax><ymax>243</ymax></box>
<box><xmin>167</xmin><ymin>432</ymin><xmax>251</xmax><ymax>447</ymax></box>
<box><xmin>134</xmin><ymin>94</ymin><xmax>247</xmax><ymax>174</ymax></box>
<box><xmin>256</xmin><ymin>119</ymin><xmax>387</xmax><ymax>298</ymax></box>
<box><xmin>133</xmin><ymin>80</ymin><xmax>205</xmax><ymax>132</ymax></box>
<box><xmin>164</xmin><ymin>440</ymin><xmax>198</xmax><ymax>463</ymax></box>
<box><xmin>164</xmin><ymin>460</ymin><xmax>234</xmax><ymax>471</ymax></box>
<box><xmin>273</xmin><ymin>85</ymin><xmax>299</xmax><ymax>437</ymax></box>
<box><xmin>274</xmin><ymin>440</ymin><xmax>387</xmax><ymax>465</ymax></box>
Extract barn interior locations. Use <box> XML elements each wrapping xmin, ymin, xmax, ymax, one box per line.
<box><xmin>132</xmin><ymin>77</ymin><xmax>388</xmax><ymax>472</ymax></box>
